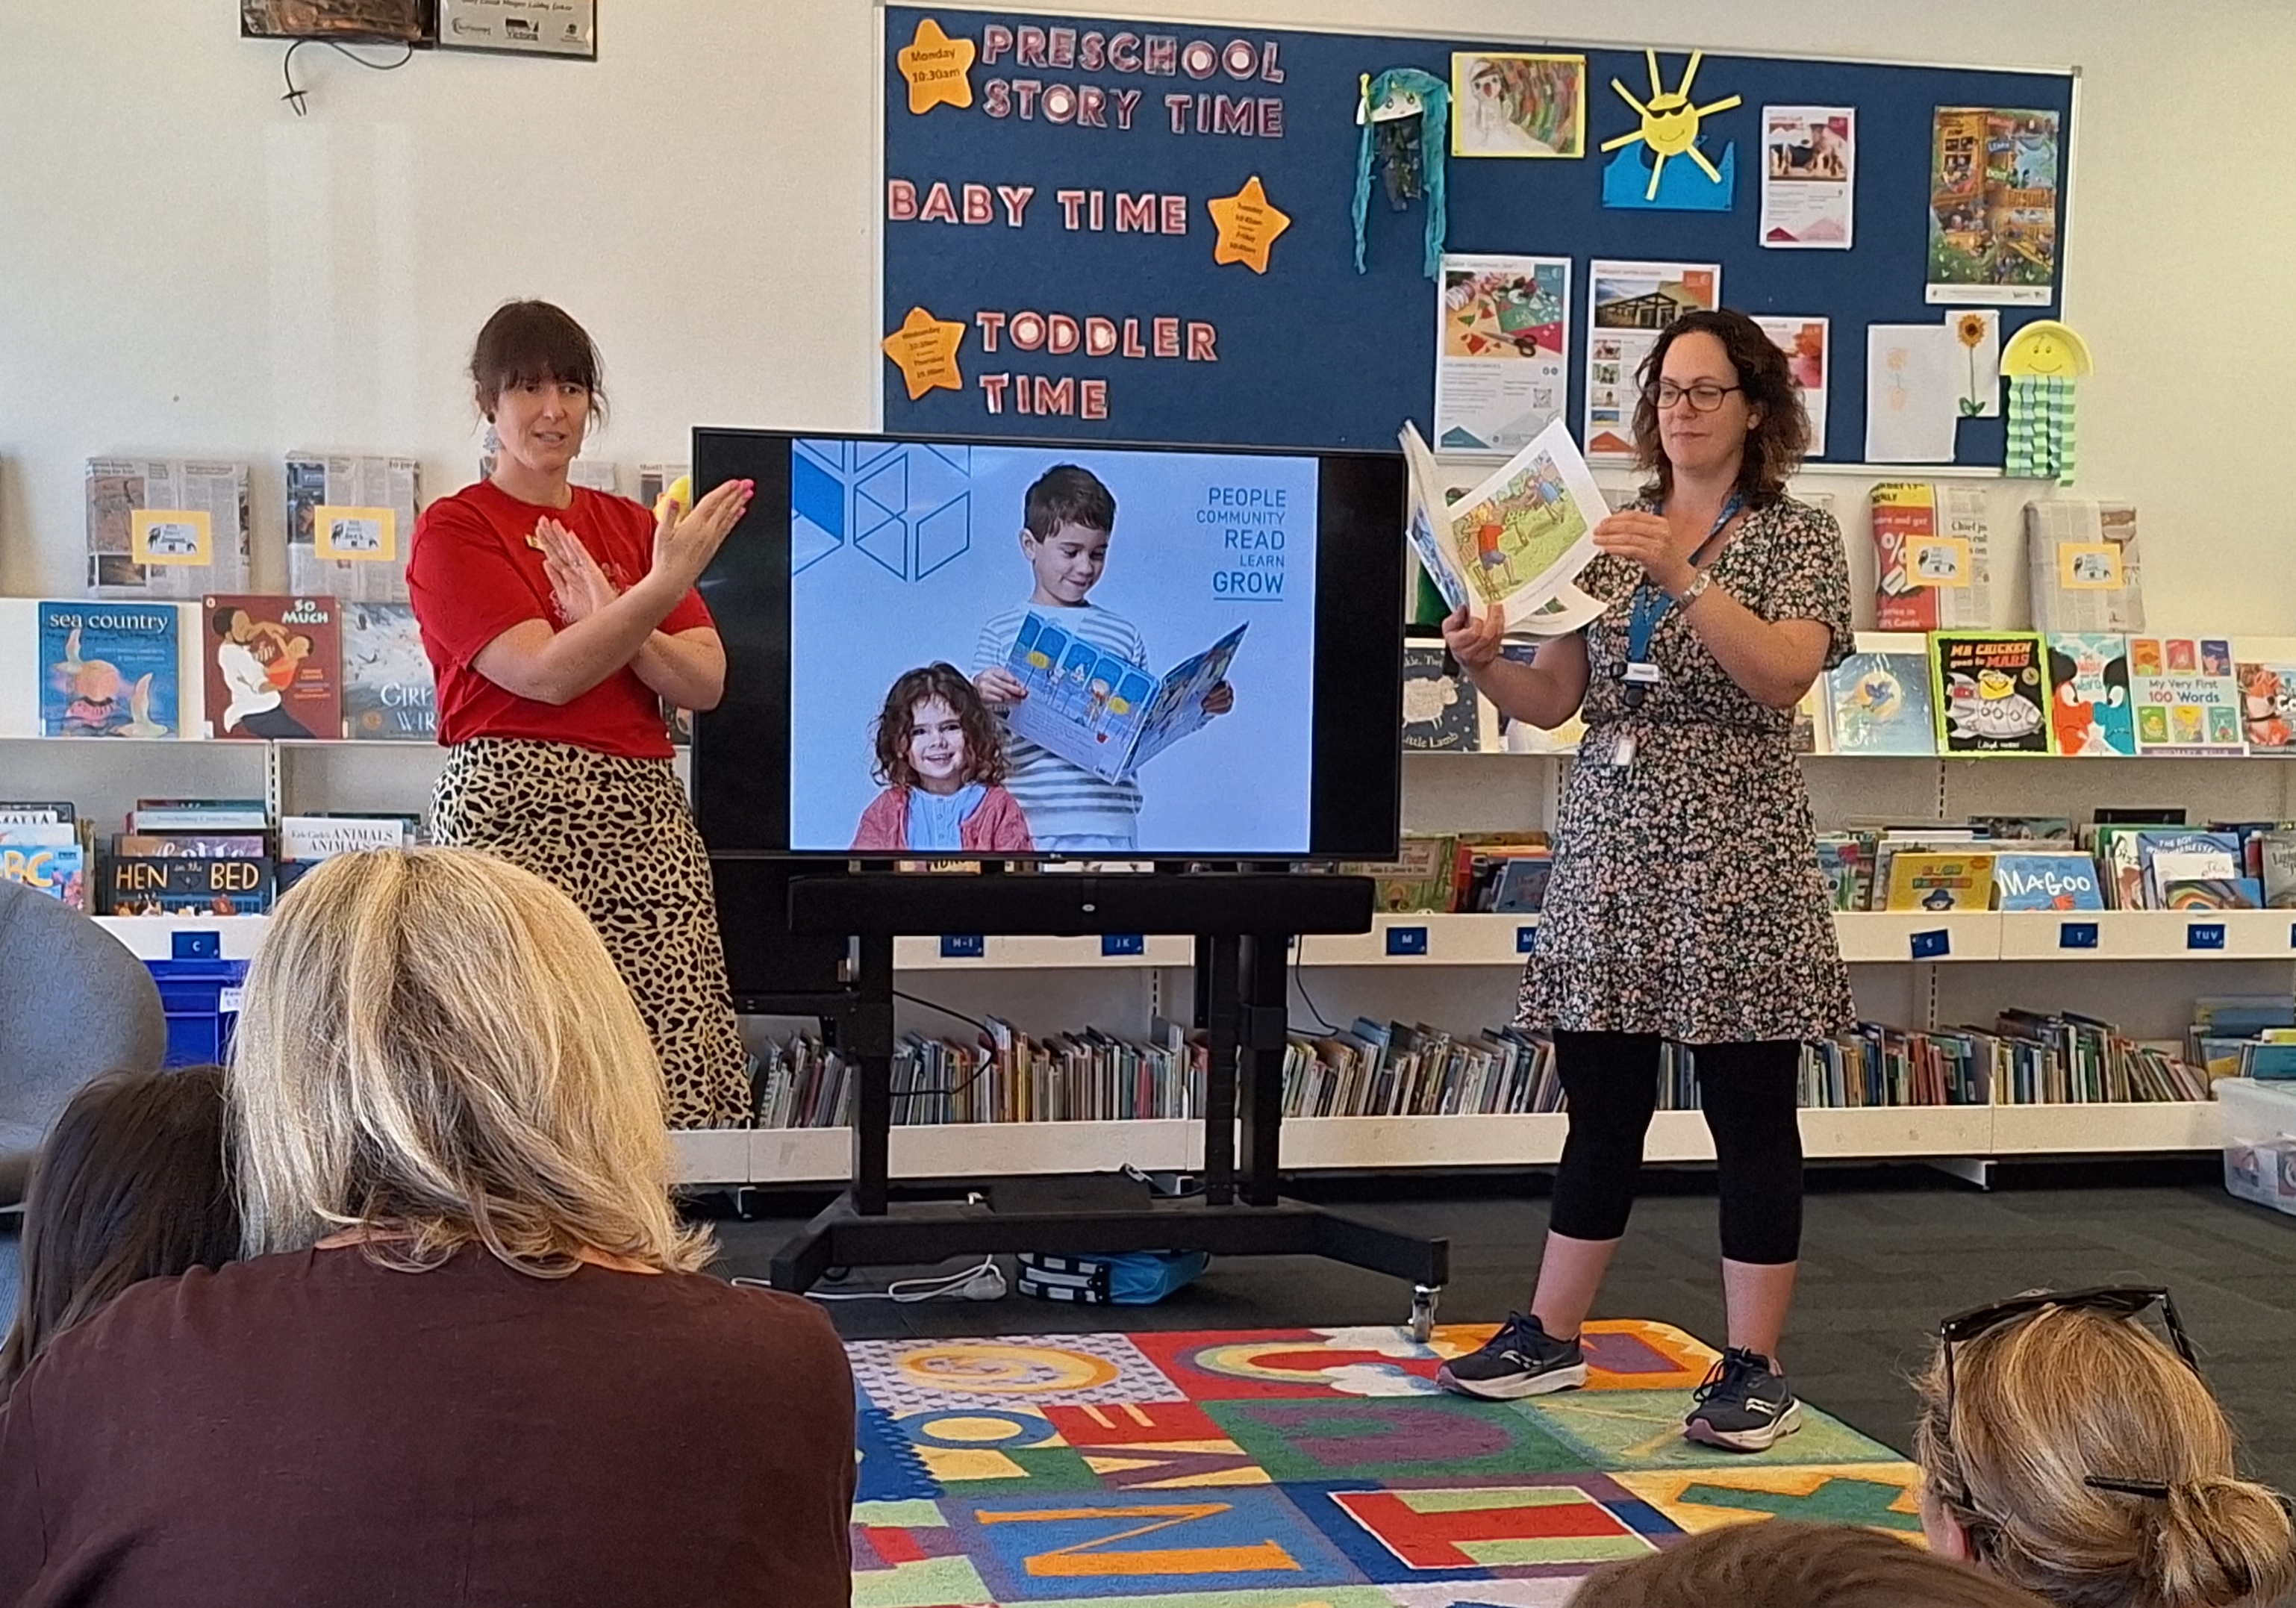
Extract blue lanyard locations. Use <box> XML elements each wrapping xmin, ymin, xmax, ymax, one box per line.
<box><xmin>1623</xmin><ymin>493</ymin><xmax>1743</xmax><ymax>676</ymax></box>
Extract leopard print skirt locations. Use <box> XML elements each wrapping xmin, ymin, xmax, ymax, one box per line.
<box><xmin>431</xmin><ymin>737</ymin><xmax>751</xmax><ymax>1129</ymax></box>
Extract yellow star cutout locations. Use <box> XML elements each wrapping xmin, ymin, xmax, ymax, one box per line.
<box><xmin>881</xmin><ymin>306</ymin><xmax>967</xmax><ymax>401</ymax></box>
<box><xmin>1207</xmin><ymin>176</ymin><xmax>1291</xmax><ymax>274</ymax></box>
<box><xmin>896</xmin><ymin>17</ymin><xmax>976</xmax><ymax>115</ymax></box>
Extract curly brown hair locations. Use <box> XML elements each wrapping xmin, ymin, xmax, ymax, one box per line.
<box><xmin>1632</xmin><ymin>308</ymin><xmax>1810</xmax><ymax>509</ymax></box>
<box><xmin>871</xmin><ymin>664</ymin><xmax>1008</xmax><ymax>790</ymax></box>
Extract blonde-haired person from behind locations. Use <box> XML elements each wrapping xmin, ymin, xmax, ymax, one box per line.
<box><xmin>1915</xmin><ymin>1287</ymin><xmax>2296</xmax><ymax>1608</ymax></box>
<box><xmin>0</xmin><ymin>848</ymin><xmax>857</xmax><ymax>1608</ymax></box>
<box><xmin>1571</xmin><ymin>1517</ymin><xmax>2053</xmax><ymax>1608</ymax></box>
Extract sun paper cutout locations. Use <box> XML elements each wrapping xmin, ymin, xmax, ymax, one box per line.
<box><xmin>1600</xmin><ymin>49</ymin><xmax>1741</xmax><ymax>202</ymax></box>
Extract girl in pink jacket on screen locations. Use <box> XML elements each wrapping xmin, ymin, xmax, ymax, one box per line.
<box><xmin>851</xmin><ymin>663</ymin><xmax>1035</xmax><ymax>854</ymax></box>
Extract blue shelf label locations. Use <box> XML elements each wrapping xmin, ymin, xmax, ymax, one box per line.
<box><xmin>2058</xmin><ymin>922</ymin><xmax>2099</xmax><ymax>950</ymax></box>
<box><xmin>1909</xmin><ymin>929</ymin><xmax>1951</xmax><ymax>960</ymax></box>
<box><xmin>2187</xmin><ymin>923</ymin><xmax>2227</xmax><ymax>951</ymax></box>
<box><xmin>940</xmin><ymin>934</ymin><xmax>986</xmax><ymax>959</ymax></box>
<box><xmin>1385</xmin><ymin>926</ymin><xmax>1429</xmax><ymax>956</ymax></box>
<box><xmin>1100</xmin><ymin>933</ymin><xmax>1145</xmax><ymax>957</ymax></box>
<box><xmin>1517</xmin><ymin>925</ymin><xmax>1539</xmax><ymax>954</ymax></box>
<box><xmin>172</xmin><ymin>929</ymin><xmax>222</xmax><ymax>961</ymax></box>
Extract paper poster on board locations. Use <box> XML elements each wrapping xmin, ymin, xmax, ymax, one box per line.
<box><xmin>1754</xmin><ymin>316</ymin><xmax>1829</xmax><ymax>456</ymax></box>
<box><xmin>1434</xmin><ymin>255</ymin><xmax>1572</xmax><ymax>454</ymax></box>
<box><xmin>1927</xmin><ymin>107</ymin><xmax>2059</xmax><ymax>304</ymax></box>
<box><xmin>1582</xmin><ymin>260</ymin><xmax>1722</xmax><ymax>460</ymax></box>
<box><xmin>1760</xmin><ymin>105</ymin><xmax>1855</xmax><ymax>248</ymax></box>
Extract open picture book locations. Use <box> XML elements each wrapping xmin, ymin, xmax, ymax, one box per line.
<box><xmin>1402</xmin><ymin>418</ymin><xmax>1608</xmax><ymax>636</ymax></box>
<box><xmin>1002</xmin><ymin>612</ymin><xmax>1248</xmax><ymax>785</ymax></box>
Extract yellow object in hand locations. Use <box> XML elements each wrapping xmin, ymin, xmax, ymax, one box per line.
<box><xmin>653</xmin><ymin>474</ymin><xmax>694</xmax><ymax>522</ymax></box>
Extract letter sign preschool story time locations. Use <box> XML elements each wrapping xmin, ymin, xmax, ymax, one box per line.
<box><xmin>883</xmin><ymin>7</ymin><xmax>1435</xmax><ymax>446</ymax></box>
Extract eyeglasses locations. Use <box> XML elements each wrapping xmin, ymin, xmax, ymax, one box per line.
<box><xmin>1935</xmin><ymin>1286</ymin><xmax>2198</xmax><ymax>1506</ymax></box>
<box><xmin>1650</xmin><ymin>381</ymin><xmax>1742</xmax><ymax>413</ymax></box>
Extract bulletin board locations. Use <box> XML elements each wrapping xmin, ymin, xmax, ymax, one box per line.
<box><xmin>879</xmin><ymin>6</ymin><xmax>2076</xmax><ymax>469</ymax></box>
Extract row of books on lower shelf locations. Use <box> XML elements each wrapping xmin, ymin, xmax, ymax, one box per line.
<box><xmin>1821</xmin><ymin>814</ymin><xmax>2296</xmax><ymax>913</ymax></box>
<box><xmin>0</xmin><ymin>798</ymin><xmax>418</xmax><ymax>911</ymax></box>
<box><xmin>746</xmin><ymin>1000</ymin><xmax>2268</xmax><ymax>1129</ymax></box>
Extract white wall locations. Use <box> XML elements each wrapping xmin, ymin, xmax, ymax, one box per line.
<box><xmin>2</xmin><ymin>0</ymin><xmax>2291</xmax><ymax>628</ymax></box>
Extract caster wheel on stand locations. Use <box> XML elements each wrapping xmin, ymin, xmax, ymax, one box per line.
<box><xmin>1408</xmin><ymin>1283</ymin><xmax>1441</xmax><ymax>1344</ymax></box>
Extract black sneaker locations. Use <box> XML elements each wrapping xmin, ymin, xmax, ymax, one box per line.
<box><xmin>1436</xmin><ymin>1312</ymin><xmax>1589</xmax><ymax>1400</ymax></box>
<box><xmin>1683</xmin><ymin>1347</ymin><xmax>1804</xmax><ymax>1451</ymax></box>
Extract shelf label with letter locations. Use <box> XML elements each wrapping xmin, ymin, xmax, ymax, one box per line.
<box><xmin>1100</xmin><ymin>933</ymin><xmax>1146</xmax><ymax>957</ymax></box>
<box><xmin>1909</xmin><ymin>929</ymin><xmax>1951</xmax><ymax>960</ymax></box>
<box><xmin>2186</xmin><ymin>922</ymin><xmax>2227</xmax><ymax>952</ymax></box>
<box><xmin>1517</xmin><ymin>925</ymin><xmax>1539</xmax><ymax>954</ymax></box>
<box><xmin>940</xmin><ymin>934</ymin><xmax>988</xmax><ymax>959</ymax></box>
<box><xmin>1385</xmin><ymin>926</ymin><xmax>1429</xmax><ymax>956</ymax></box>
<box><xmin>2057</xmin><ymin>921</ymin><xmax>2098</xmax><ymax>950</ymax></box>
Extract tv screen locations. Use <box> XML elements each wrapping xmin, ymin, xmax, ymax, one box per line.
<box><xmin>690</xmin><ymin>431</ymin><xmax>1403</xmax><ymax>861</ymax></box>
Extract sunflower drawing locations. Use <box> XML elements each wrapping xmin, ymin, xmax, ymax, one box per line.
<box><xmin>1956</xmin><ymin>313</ymin><xmax>1992</xmax><ymax>416</ymax></box>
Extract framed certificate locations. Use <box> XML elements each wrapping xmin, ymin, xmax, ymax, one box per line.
<box><xmin>439</xmin><ymin>0</ymin><xmax>596</xmax><ymax>58</ymax></box>
<box><xmin>241</xmin><ymin>1</ymin><xmax>431</xmax><ymax>43</ymax></box>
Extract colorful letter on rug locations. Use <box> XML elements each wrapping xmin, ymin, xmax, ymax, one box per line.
<box><xmin>846</xmin><ymin>1321</ymin><xmax>1920</xmax><ymax>1607</ymax></box>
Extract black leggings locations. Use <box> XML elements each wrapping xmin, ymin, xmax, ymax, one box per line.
<box><xmin>1548</xmin><ymin>1030</ymin><xmax>1803</xmax><ymax>1265</ymax></box>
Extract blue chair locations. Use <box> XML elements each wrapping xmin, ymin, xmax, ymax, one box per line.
<box><xmin>0</xmin><ymin>883</ymin><xmax>169</xmax><ymax>1320</ymax></box>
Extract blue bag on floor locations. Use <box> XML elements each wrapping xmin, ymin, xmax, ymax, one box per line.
<box><xmin>1017</xmin><ymin>1250</ymin><xmax>1209</xmax><ymax>1305</ymax></box>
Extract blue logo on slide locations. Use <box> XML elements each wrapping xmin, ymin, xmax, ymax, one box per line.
<box><xmin>793</xmin><ymin>439</ymin><xmax>975</xmax><ymax>582</ymax></box>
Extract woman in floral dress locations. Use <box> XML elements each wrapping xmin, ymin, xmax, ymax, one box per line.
<box><xmin>1435</xmin><ymin>310</ymin><xmax>1853</xmax><ymax>1455</ymax></box>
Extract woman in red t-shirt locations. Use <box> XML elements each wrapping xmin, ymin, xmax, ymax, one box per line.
<box><xmin>406</xmin><ymin>300</ymin><xmax>755</xmax><ymax>1128</ymax></box>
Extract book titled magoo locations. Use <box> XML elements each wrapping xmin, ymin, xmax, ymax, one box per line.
<box><xmin>39</xmin><ymin>601</ymin><xmax>179</xmax><ymax>738</ymax></box>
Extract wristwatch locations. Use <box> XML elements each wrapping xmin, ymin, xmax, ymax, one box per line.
<box><xmin>1671</xmin><ymin>571</ymin><xmax>1712</xmax><ymax>609</ymax></box>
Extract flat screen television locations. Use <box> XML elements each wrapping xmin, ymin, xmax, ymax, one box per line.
<box><xmin>691</xmin><ymin>430</ymin><xmax>1403</xmax><ymax>861</ymax></box>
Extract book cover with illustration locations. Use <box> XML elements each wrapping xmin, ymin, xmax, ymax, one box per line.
<box><xmin>2236</xmin><ymin>658</ymin><xmax>2296</xmax><ymax>755</ymax></box>
<box><xmin>2262</xmin><ymin>829</ymin><xmax>2296</xmax><ymax>909</ymax></box>
<box><xmin>1002</xmin><ymin>612</ymin><xmax>1247</xmax><ymax>785</ymax></box>
<box><xmin>1884</xmin><ymin>850</ymin><xmax>1996</xmax><ymax>911</ymax></box>
<box><xmin>2129</xmin><ymin>636</ymin><xmax>2244</xmax><ymax>757</ymax></box>
<box><xmin>1993</xmin><ymin>851</ymin><xmax>2104</xmax><ymax>911</ymax></box>
<box><xmin>1824</xmin><ymin>634</ymin><xmax>1935</xmax><ymax>755</ymax></box>
<box><xmin>0</xmin><ymin>823</ymin><xmax>87</xmax><ymax>909</ymax></box>
<box><xmin>1400</xmin><ymin>419</ymin><xmax>1607</xmax><ymax>626</ymax></box>
<box><xmin>1401</xmin><ymin>643</ymin><xmax>1489</xmax><ymax>752</ymax></box>
<box><xmin>2045</xmin><ymin>633</ymin><xmax>2136</xmax><ymax>756</ymax></box>
<box><xmin>341</xmin><ymin>601</ymin><xmax>437</xmax><ymax>742</ymax></box>
<box><xmin>1344</xmin><ymin>835</ymin><xmax>1458</xmax><ymax>914</ymax></box>
<box><xmin>202</xmin><ymin>595</ymin><xmax>343</xmax><ymax>741</ymax></box>
<box><xmin>37</xmin><ymin>601</ymin><xmax>179</xmax><ymax>738</ymax></box>
<box><xmin>102</xmin><ymin>854</ymin><xmax>273</xmax><ymax>915</ymax></box>
<box><xmin>2138</xmin><ymin>829</ymin><xmax>2244</xmax><ymax>909</ymax></box>
<box><xmin>1930</xmin><ymin>632</ymin><xmax>2050</xmax><ymax>756</ymax></box>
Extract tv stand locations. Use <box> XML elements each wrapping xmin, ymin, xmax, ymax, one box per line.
<box><xmin>752</xmin><ymin>872</ymin><xmax>1449</xmax><ymax>1338</ymax></box>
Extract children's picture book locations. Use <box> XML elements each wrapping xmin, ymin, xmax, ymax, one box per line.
<box><xmin>2262</xmin><ymin>830</ymin><xmax>2296</xmax><ymax>909</ymax></box>
<box><xmin>279</xmin><ymin>814</ymin><xmax>414</xmax><ymax>861</ymax></box>
<box><xmin>2236</xmin><ymin>657</ymin><xmax>2296</xmax><ymax>755</ymax></box>
<box><xmin>2138</xmin><ymin>829</ymin><xmax>2244</xmax><ymax>909</ymax></box>
<box><xmin>1002</xmin><ymin>612</ymin><xmax>1247</xmax><ymax>785</ymax></box>
<box><xmin>2157</xmin><ymin>877</ymin><xmax>2264</xmax><ymax>911</ymax></box>
<box><xmin>2044</xmin><ymin>633</ymin><xmax>2136</xmax><ymax>756</ymax></box>
<box><xmin>341</xmin><ymin>601</ymin><xmax>437</xmax><ymax>742</ymax></box>
<box><xmin>1993</xmin><ymin>851</ymin><xmax>2104</xmax><ymax>912</ymax></box>
<box><xmin>1870</xmin><ymin>482</ymin><xmax>1991</xmax><ymax>631</ymax></box>
<box><xmin>1824</xmin><ymin>633</ymin><xmax>1935</xmax><ymax>755</ymax></box>
<box><xmin>1400</xmin><ymin>643</ymin><xmax>1491</xmax><ymax>752</ymax></box>
<box><xmin>1815</xmin><ymin>832</ymin><xmax>1879</xmax><ymax>911</ymax></box>
<box><xmin>2026</xmin><ymin>501</ymin><xmax>2143</xmax><ymax>635</ymax></box>
<box><xmin>38</xmin><ymin>601</ymin><xmax>180</xmax><ymax>738</ymax></box>
<box><xmin>202</xmin><ymin>595</ymin><xmax>343</xmax><ymax>741</ymax></box>
<box><xmin>0</xmin><ymin>823</ymin><xmax>87</xmax><ymax>909</ymax></box>
<box><xmin>2128</xmin><ymin>636</ymin><xmax>2244</xmax><ymax>757</ymax></box>
<box><xmin>1487</xmin><ymin>853</ymin><xmax>1554</xmax><ymax>914</ymax></box>
<box><xmin>1930</xmin><ymin>632</ymin><xmax>2050</xmax><ymax>755</ymax></box>
<box><xmin>1884</xmin><ymin>850</ymin><xmax>1996</xmax><ymax>911</ymax></box>
<box><xmin>1400</xmin><ymin>418</ymin><xmax>1607</xmax><ymax>621</ymax></box>
<box><xmin>112</xmin><ymin>832</ymin><xmax>269</xmax><ymax>858</ymax></box>
<box><xmin>1344</xmin><ymin>835</ymin><xmax>1457</xmax><ymax>913</ymax></box>
<box><xmin>102</xmin><ymin>855</ymin><xmax>273</xmax><ymax>915</ymax></box>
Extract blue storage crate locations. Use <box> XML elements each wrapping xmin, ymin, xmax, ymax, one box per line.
<box><xmin>145</xmin><ymin>932</ymin><xmax>249</xmax><ymax>1069</ymax></box>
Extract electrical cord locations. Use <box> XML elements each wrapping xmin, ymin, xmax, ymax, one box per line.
<box><xmin>1291</xmin><ymin>935</ymin><xmax>1340</xmax><ymax>1033</ymax></box>
<box><xmin>734</xmin><ymin>1256</ymin><xmax>1007</xmax><ymax>1304</ymax></box>
<box><xmin>888</xmin><ymin>988</ymin><xmax>996</xmax><ymax>1103</ymax></box>
<box><xmin>281</xmin><ymin>38</ymin><xmax>416</xmax><ymax>116</ymax></box>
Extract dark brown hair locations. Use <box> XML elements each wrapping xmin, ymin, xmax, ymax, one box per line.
<box><xmin>1632</xmin><ymin>307</ymin><xmax>1810</xmax><ymax>509</ymax></box>
<box><xmin>469</xmin><ymin>299</ymin><xmax>606</xmax><ymax>423</ymax></box>
<box><xmin>0</xmin><ymin>1065</ymin><xmax>239</xmax><ymax>1400</ymax></box>
<box><xmin>871</xmin><ymin>663</ymin><xmax>1008</xmax><ymax>790</ymax></box>
<box><xmin>1573</xmin><ymin>1519</ymin><xmax>2050</xmax><ymax>1608</ymax></box>
<box><xmin>1023</xmin><ymin>464</ymin><xmax>1116</xmax><ymax>540</ymax></box>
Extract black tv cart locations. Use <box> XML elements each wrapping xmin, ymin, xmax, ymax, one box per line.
<box><xmin>744</xmin><ymin>872</ymin><xmax>1450</xmax><ymax>1338</ymax></box>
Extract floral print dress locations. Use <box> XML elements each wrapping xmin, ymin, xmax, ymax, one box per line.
<box><xmin>1517</xmin><ymin>494</ymin><xmax>1856</xmax><ymax>1045</ymax></box>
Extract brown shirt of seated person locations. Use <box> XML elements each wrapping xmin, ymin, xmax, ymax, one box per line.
<box><xmin>0</xmin><ymin>847</ymin><xmax>855</xmax><ymax>1607</ymax></box>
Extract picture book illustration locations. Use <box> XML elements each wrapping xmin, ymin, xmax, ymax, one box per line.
<box><xmin>2129</xmin><ymin>636</ymin><xmax>2243</xmax><ymax>756</ymax></box>
<box><xmin>2238</xmin><ymin>660</ymin><xmax>2296</xmax><ymax>755</ymax></box>
<box><xmin>202</xmin><ymin>595</ymin><xmax>343</xmax><ymax>741</ymax></box>
<box><xmin>38</xmin><ymin>601</ymin><xmax>179</xmax><ymax>738</ymax></box>
<box><xmin>342</xmin><ymin>601</ymin><xmax>436</xmax><ymax>741</ymax></box>
<box><xmin>1993</xmin><ymin>851</ymin><xmax>2104</xmax><ymax>912</ymax></box>
<box><xmin>1823</xmin><ymin>643</ymin><xmax>1935</xmax><ymax>755</ymax></box>
<box><xmin>1002</xmin><ymin>612</ymin><xmax>1247</xmax><ymax>785</ymax></box>
<box><xmin>2046</xmin><ymin>633</ymin><xmax>2136</xmax><ymax>756</ymax></box>
<box><xmin>1401</xmin><ymin>643</ymin><xmax>1483</xmax><ymax>752</ymax></box>
<box><xmin>1931</xmin><ymin>632</ymin><xmax>2050</xmax><ymax>756</ymax></box>
<box><xmin>1400</xmin><ymin>417</ymin><xmax>1606</xmax><ymax>620</ymax></box>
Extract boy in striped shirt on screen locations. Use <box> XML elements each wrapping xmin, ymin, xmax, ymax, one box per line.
<box><xmin>973</xmin><ymin>464</ymin><xmax>1231</xmax><ymax>854</ymax></box>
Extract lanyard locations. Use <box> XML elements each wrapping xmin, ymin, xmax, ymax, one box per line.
<box><xmin>1620</xmin><ymin>493</ymin><xmax>1742</xmax><ymax>704</ymax></box>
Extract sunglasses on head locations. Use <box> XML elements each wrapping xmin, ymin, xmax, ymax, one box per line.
<box><xmin>1936</xmin><ymin>1286</ymin><xmax>2198</xmax><ymax>1503</ymax></box>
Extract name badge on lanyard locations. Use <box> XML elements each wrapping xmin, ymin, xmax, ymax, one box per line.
<box><xmin>1619</xmin><ymin>493</ymin><xmax>1742</xmax><ymax>708</ymax></box>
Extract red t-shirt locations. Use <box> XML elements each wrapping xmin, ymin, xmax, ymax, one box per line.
<box><xmin>407</xmin><ymin>480</ymin><xmax>714</xmax><ymax>758</ymax></box>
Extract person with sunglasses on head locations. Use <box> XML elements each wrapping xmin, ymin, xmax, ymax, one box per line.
<box><xmin>1916</xmin><ymin>1286</ymin><xmax>2296</xmax><ymax>1608</ymax></box>
<box><xmin>1438</xmin><ymin>308</ymin><xmax>1853</xmax><ymax>1453</ymax></box>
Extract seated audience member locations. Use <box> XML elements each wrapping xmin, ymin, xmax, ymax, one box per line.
<box><xmin>0</xmin><ymin>848</ymin><xmax>856</xmax><ymax>1608</ymax></box>
<box><xmin>1916</xmin><ymin>1288</ymin><xmax>2296</xmax><ymax>1608</ymax></box>
<box><xmin>1570</xmin><ymin>1517</ymin><xmax>2052</xmax><ymax>1608</ymax></box>
<box><xmin>0</xmin><ymin>1065</ymin><xmax>237</xmax><ymax>1401</ymax></box>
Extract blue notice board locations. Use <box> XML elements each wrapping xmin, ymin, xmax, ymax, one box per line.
<box><xmin>882</xmin><ymin>7</ymin><xmax>2074</xmax><ymax>463</ymax></box>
